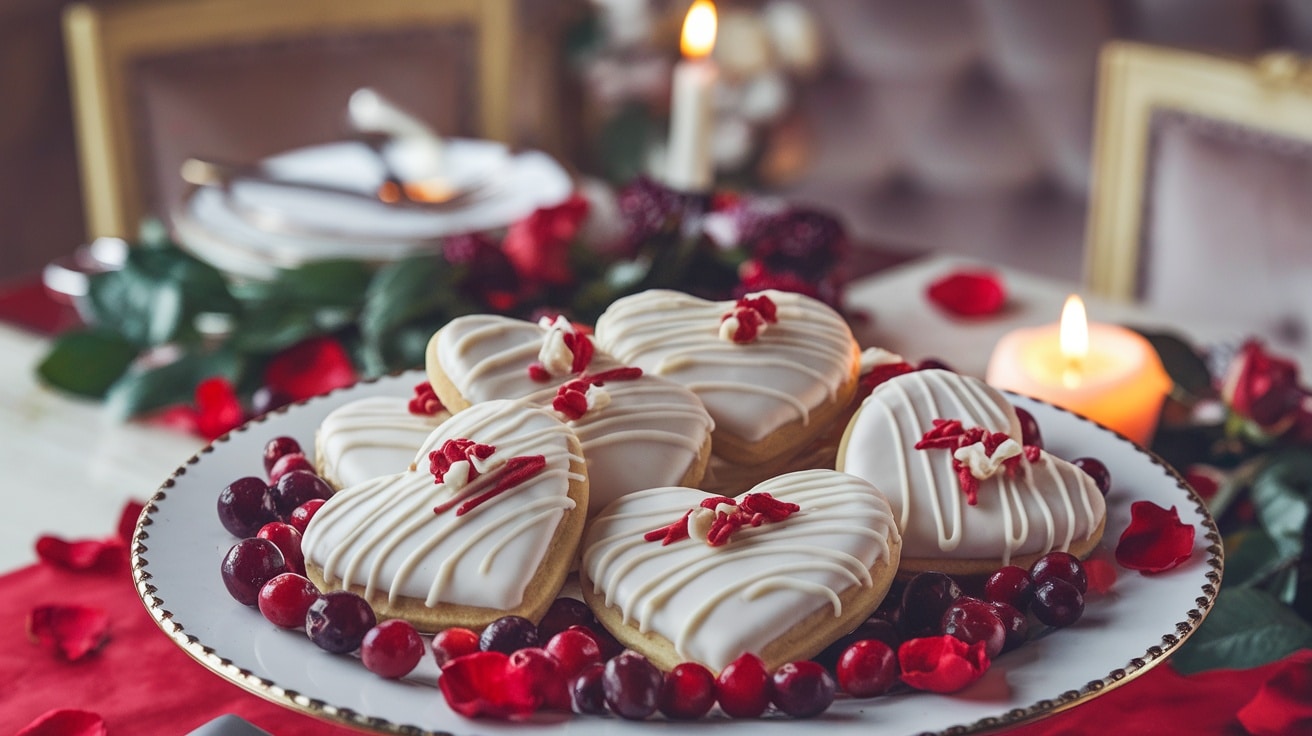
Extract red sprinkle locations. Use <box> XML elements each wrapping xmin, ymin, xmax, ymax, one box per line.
<box><xmin>646</xmin><ymin>493</ymin><xmax>798</xmax><ymax>547</ymax></box>
<box><xmin>455</xmin><ymin>456</ymin><xmax>548</xmax><ymax>516</ymax></box>
<box><xmin>408</xmin><ymin>382</ymin><xmax>445</xmax><ymax>416</ymax></box>
<box><xmin>551</xmin><ymin>367</ymin><xmax>644</xmax><ymax>420</ymax></box>
<box><xmin>915</xmin><ymin>420</ymin><xmax>1038</xmax><ymax>506</ymax></box>
<box><xmin>643</xmin><ymin>511</ymin><xmax>693</xmax><ymax>545</ymax></box>
<box><xmin>720</xmin><ymin>295</ymin><xmax>780</xmax><ymax>344</ymax></box>
<box><xmin>528</xmin><ymin>322</ymin><xmax>596</xmax><ymax>380</ymax></box>
<box><xmin>429</xmin><ymin>438</ymin><xmax>496</xmax><ymax>484</ymax></box>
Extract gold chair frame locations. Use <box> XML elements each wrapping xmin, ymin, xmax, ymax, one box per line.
<box><xmin>64</xmin><ymin>0</ymin><xmax>514</xmax><ymax>239</ymax></box>
<box><xmin>1084</xmin><ymin>41</ymin><xmax>1312</xmax><ymax>301</ymax></box>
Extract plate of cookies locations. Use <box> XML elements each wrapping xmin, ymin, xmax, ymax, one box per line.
<box><xmin>133</xmin><ymin>289</ymin><xmax>1222</xmax><ymax>735</ymax></box>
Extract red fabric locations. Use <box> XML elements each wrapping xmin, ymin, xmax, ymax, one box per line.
<box><xmin>0</xmin><ymin>279</ymin><xmax>81</xmax><ymax>336</ymax></box>
<box><xmin>2</xmin><ymin>551</ymin><xmax>1305</xmax><ymax>734</ymax></box>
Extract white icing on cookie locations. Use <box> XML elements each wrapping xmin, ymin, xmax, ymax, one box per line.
<box><xmin>433</xmin><ymin>314</ymin><xmax>714</xmax><ymax>514</ymax></box>
<box><xmin>302</xmin><ymin>399</ymin><xmax>584</xmax><ymax>610</ymax></box>
<box><xmin>593</xmin><ymin>289</ymin><xmax>859</xmax><ymax>445</ymax></box>
<box><xmin>837</xmin><ymin>369</ymin><xmax>1105</xmax><ymax>564</ymax></box>
<box><xmin>316</xmin><ymin>396</ymin><xmax>449</xmax><ymax>488</ymax></box>
<box><xmin>581</xmin><ymin>469</ymin><xmax>900</xmax><ymax>671</ymax></box>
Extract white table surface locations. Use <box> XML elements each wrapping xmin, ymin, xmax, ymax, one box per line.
<box><xmin>0</xmin><ymin>254</ymin><xmax>1270</xmax><ymax>572</ymax></box>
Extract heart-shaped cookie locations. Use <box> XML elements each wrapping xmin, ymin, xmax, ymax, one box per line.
<box><xmin>579</xmin><ymin>469</ymin><xmax>901</xmax><ymax>673</ymax></box>
<box><xmin>593</xmin><ymin>289</ymin><xmax>861</xmax><ymax>465</ymax></box>
<box><xmin>302</xmin><ymin>399</ymin><xmax>587</xmax><ymax>631</ymax></box>
<box><xmin>427</xmin><ymin>314</ymin><xmax>714</xmax><ymax>515</ymax></box>
<box><xmin>315</xmin><ymin>392</ymin><xmax>450</xmax><ymax>489</ymax></box>
<box><xmin>837</xmin><ymin>369</ymin><xmax>1106</xmax><ymax>576</ymax></box>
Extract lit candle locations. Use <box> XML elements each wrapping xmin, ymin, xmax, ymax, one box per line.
<box><xmin>986</xmin><ymin>295</ymin><xmax>1172</xmax><ymax>446</ymax></box>
<box><xmin>665</xmin><ymin>0</ymin><xmax>718</xmax><ymax>191</ymax></box>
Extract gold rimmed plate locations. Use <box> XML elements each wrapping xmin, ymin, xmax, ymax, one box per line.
<box><xmin>132</xmin><ymin>370</ymin><xmax>1222</xmax><ymax>735</ymax></box>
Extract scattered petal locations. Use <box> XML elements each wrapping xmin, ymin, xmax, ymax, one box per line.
<box><xmin>27</xmin><ymin>604</ymin><xmax>110</xmax><ymax>661</ymax></box>
<box><xmin>898</xmin><ymin>636</ymin><xmax>990</xmax><ymax>693</ymax></box>
<box><xmin>116</xmin><ymin>500</ymin><xmax>146</xmax><ymax>544</ymax></box>
<box><xmin>17</xmin><ymin>709</ymin><xmax>106</xmax><ymax>736</ymax></box>
<box><xmin>1237</xmin><ymin>649</ymin><xmax>1312</xmax><ymax>736</ymax></box>
<box><xmin>193</xmin><ymin>376</ymin><xmax>246</xmax><ymax>440</ymax></box>
<box><xmin>926</xmin><ymin>271</ymin><xmax>1006</xmax><ymax>317</ymax></box>
<box><xmin>264</xmin><ymin>336</ymin><xmax>358</xmax><ymax>403</ymax></box>
<box><xmin>439</xmin><ymin>651</ymin><xmax>539</xmax><ymax>719</ymax></box>
<box><xmin>1083</xmin><ymin>557</ymin><xmax>1118</xmax><ymax>595</ymax></box>
<box><xmin>1115</xmin><ymin>501</ymin><xmax>1196</xmax><ymax>573</ymax></box>
<box><xmin>34</xmin><ymin>536</ymin><xmax>126</xmax><ymax>574</ymax></box>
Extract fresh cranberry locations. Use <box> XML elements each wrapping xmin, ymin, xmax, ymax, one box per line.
<box><xmin>716</xmin><ymin>652</ymin><xmax>772</xmax><ymax>718</ymax></box>
<box><xmin>1031</xmin><ymin>578</ymin><xmax>1085</xmax><ymax>628</ymax></box>
<box><xmin>545</xmin><ymin>628</ymin><xmax>602</xmax><ymax>679</ymax></box>
<box><xmin>602</xmin><ymin>650</ymin><xmax>663</xmax><ymax>720</ymax></box>
<box><xmin>659</xmin><ymin>662</ymin><xmax>717</xmax><ymax>720</ymax></box>
<box><xmin>257</xmin><ymin>572</ymin><xmax>319</xmax><ymax>628</ymax></box>
<box><xmin>537</xmin><ymin>597</ymin><xmax>597</xmax><ymax>642</ymax></box>
<box><xmin>287</xmin><ymin>499</ymin><xmax>326</xmax><ymax>534</ymax></box>
<box><xmin>587</xmin><ymin>623</ymin><xmax>625</xmax><ymax>660</ymax></box>
<box><xmin>1073</xmin><ymin>457</ymin><xmax>1112</xmax><ymax>496</ymax></box>
<box><xmin>216</xmin><ymin>477</ymin><xmax>277</xmax><ymax>537</ymax></box>
<box><xmin>479</xmin><ymin>615</ymin><xmax>539</xmax><ymax>654</ymax></box>
<box><xmin>508</xmin><ymin>647</ymin><xmax>569</xmax><ymax>711</ymax></box>
<box><xmin>987</xmin><ymin>600</ymin><xmax>1029</xmax><ymax>652</ymax></box>
<box><xmin>1015</xmin><ymin>406</ymin><xmax>1043</xmax><ymax>449</ymax></box>
<box><xmin>984</xmin><ymin>565</ymin><xmax>1035</xmax><ymax>612</ymax></box>
<box><xmin>898</xmin><ymin>572</ymin><xmax>963</xmax><ymax>639</ymax></box>
<box><xmin>941</xmin><ymin>597</ymin><xmax>1007</xmax><ymax>659</ymax></box>
<box><xmin>305</xmin><ymin>590</ymin><xmax>376</xmax><ymax>653</ymax></box>
<box><xmin>262</xmin><ymin>436</ymin><xmax>303</xmax><ymax>475</ymax></box>
<box><xmin>432</xmin><ymin>627</ymin><xmax>480</xmax><ymax>667</ymax></box>
<box><xmin>814</xmin><ymin>617</ymin><xmax>900</xmax><ymax>671</ymax></box>
<box><xmin>270</xmin><ymin>470</ymin><xmax>333</xmax><ymax>519</ymax></box>
<box><xmin>771</xmin><ymin>661</ymin><xmax>836</xmax><ymax>718</ymax></box>
<box><xmin>256</xmin><ymin>522</ymin><xmax>304</xmax><ymax>576</ymax></box>
<box><xmin>570</xmin><ymin>662</ymin><xmax>608</xmax><ymax>715</ymax></box>
<box><xmin>220</xmin><ymin>538</ymin><xmax>288</xmax><ymax>606</ymax></box>
<box><xmin>361</xmin><ymin>619</ymin><xmax>425</xmax><ymax>679</ymax></box>
<box><xmin>268</xmin><ymin>452</ymin><xmax>316</xmax><ymax>485</ymax></box>
<box><xmin>917</xmin><ymin>358</ymin><xmax>955</xmax><ymax>373</ymax></box>
<box><xmin>837</xmin><ymin>639</ymin><xmax>898</xmax><ymax>697</ymax></box>
<box><xmin>1030</xmin><ymin>551</ymin><xmax>1089</xmax><ymax>594</ymax></box>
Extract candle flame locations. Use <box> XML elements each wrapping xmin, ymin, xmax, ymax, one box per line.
<box><xmin>681</xmin><ymin>0</ymin><xmax>717</xmax><ymax>59</ymax></box>
<box><xmin>1060</xmin><ymin>294</ymin><xmax>1088</xmax><ymax>388</ymax></box>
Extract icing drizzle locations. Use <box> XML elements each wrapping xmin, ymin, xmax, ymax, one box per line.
<box><xmin>581</xmin><ymin>469</ymin><xmax>899</xmax><ymax>670</ymax></box>
<box><xmin>316</xmin><ymin>396</ymin><xmax>448</xmax><ymax>488</ymax></box>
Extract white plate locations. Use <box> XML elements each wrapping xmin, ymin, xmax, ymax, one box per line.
<box><xmin>172</xmin><ymin>141</ymin><xmax>574</xmax><ymax>280</ymax></box>
<box><xmin>133</xmin><ymin>371</ymin><xmax>1222</xmax><ymax>735</ymax></box>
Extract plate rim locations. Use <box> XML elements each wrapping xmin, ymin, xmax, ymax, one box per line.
<box><xmin>130</xmin><ymin>375</ymin><xmax>1224</xmax><ymax>735</ymax></box>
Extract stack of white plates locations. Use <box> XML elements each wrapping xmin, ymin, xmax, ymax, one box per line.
<box><xmin>172</xmin><ymin>138</ymin><xmax>574</xmax><ymax>280</ymax></box>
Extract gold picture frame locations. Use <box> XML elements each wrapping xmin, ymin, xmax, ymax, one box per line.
<box><xmin>1084</xmin><ymin>41</ymin><xmax>1312</xmax><ymax>301</ymax></box>
<box><xmin>63</xmin><ymin>0</ymin><xmax>514</xmax><ymax>239</ymax></box>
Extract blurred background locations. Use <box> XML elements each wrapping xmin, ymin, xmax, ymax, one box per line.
<box><xmin>6</xmin><ymin>0</ymin><xmax>1312</xmax><ymax>284</ymax></box>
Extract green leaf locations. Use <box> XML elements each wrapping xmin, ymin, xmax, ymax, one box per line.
<box><xmin>235</xmin><ymin>260</ymin><xmax>371</xmax><ymax>309</ymax></box>
<box><xmin>84</xmin><ymin>244</ymin><xmax>236</xmax><ymax>347</ymax></box>
<box><xmin>104</xmin><ymin>350</ymin><xmax>241</xmax><ymax>420</ymax></box>
<box><xmin>1135</xmin><ymin>329</ymin><xmax>1215</xmax><ymax>400</ymax></box>
<box><xmin>1171</xmin><ymin>587</ymin><xmax>1312</xmax><ymax>674</ymax></box>
<box><xmin>1251</xmin><ymin>451</ymin><xmax>1312</xmax><ymax>559</ymax></box>
<box><xmin>1223</xmin><ymin>527</ymin><xmax>1291</xmax><ymax>589</ymax></box>
<box><xmin>36</xmin><ymin>330</ymin><xmax>139</xmax><ymax>398</ymax></box>
<box><xmin>359</xmin><ymin>256</ymin><xmax>458</xmax><ymax>347</ymax></box>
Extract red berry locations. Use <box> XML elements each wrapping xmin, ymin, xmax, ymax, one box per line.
<box><xmin>479</xmin><ymin>615</ymin><xmax>539</xmax><ymax>654</ymax></box>
<box><xmin>987</xmin><ymin>600</ymin><xmax>1029</xmax><ymax>653</ymax></box>
<box><xmin>256</xmin><ymin>521</ymin><xmax>304</xmax><ymax>576</ymax></box>
<box><xmin>269</xmin><ymin>452</ymin><xmax>316</xmax><ymax>484</ymax></box>
<box><xmin>1032</xmin><ymin>578</ymin><xmax>1085</xmax><ymax>628</ymax></box>
<box><xmin>898</xmin><ymin>571</ymin><xmax>963</xmax><ymax>639</ymax></box>
<box><xmin>545</xmin><ymin>628</ymin><xmax>602</xmax><ymax>679</ymax></box>
<box><xmin>1073</xmin><ymin>457</ymin><xmax>1111</xmax><ymax>496</ymax></box>
<box><xmin>771</xmin><ymin>661</ymin><xmax>836</xmax><ymax>718</ymax></box>
<box><xmin>432</xmin><ymin>627</ymin><xmax>481</xmax><ymax>667</ymax></box>
<box><xmin>570</xmin><ymin>662</ymin><xmax>608</xmax><ymax>715</ymax></box>
<box><xmin>537</xmin><ymin>597</ymin><xmax>597</xmax><ymax>641</ymax></box>
<box><xmin>263</xmin><ymin>436</ymin><xmax>303</xmax><ymax>475</ymax></box>
<box><xmin>716</xmin><ymin>652</ymin><xmax>771</xmax><ymax>718</ymax></box>
<box><xmin>270</xmin><ymin>469</ymin><xmax>332</xmax><ymax>519</ymax></box>
<box><xmin>508</xmin><ymin>647</ymin><xmax>569</xmax><ymax>711</ymax></box>
<box><xmin>362</xmin><ymin>619</ymin><xmax>424</xmax><ymax>679</ymax></box>
<box><xmin>1030</xmin><ymin>551</ymin><xmax>1088</xmax><ymax>594</ymax></box>
<box><xmin>1015</xmin><ymin>406</ymin><xmax>1043</xmax><ymax>449</ymax></box>
<box><xmin>305</xmin><ymin>590</ymin><xmax>376</xmax><ymax>653</ymax></box>
<box><xmin>217</xmin><ymin>477</ymin><xmax>277</xmax><ymax>538</ymax></box>
<box><xmin>287</xmin><ymin>499</ymin><xmax>325</xmax><ymax>534</ymax></box>
<box><xmin>984</xmin><ymin>565</ymin><xmax>1034</xmax><ymax>612</ymax></box>
<box><xmin>814</xmin><ymin>617</ymin><xmax>900</xmax><ymax>671</ymax></box>
<box><xmin>940</xmin><ymin>597</ymin><xmax>1007</xmax><ymax>659</ymax></box>
<box><xmin>659</xmin><ymin>662</ymin><xmax>717</xmax><ymax>720</ymax></box>
<box><xmin>257</xmin><ymin>572</ymin><xmax>319</xmax><ymax>628</ymax></box>
<box><xmin>836</xmin><ymin>639</ymin><xmax>898</xmax><ymax>697</ymax></box>
<box><xmin>602</xmin><ymin>650</ymin><xmax>663</xmax><ymax>720</ymax></box>
<box><xmin>220</xmin><ymin>538</ymin><xmax>287</xmax><ymax>606</ymax></box>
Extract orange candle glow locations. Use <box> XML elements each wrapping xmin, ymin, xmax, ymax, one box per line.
<box><xmin>986</xmin><ymin>295</ymin><xmax>1171</xmax><ymax>445</ymax></box>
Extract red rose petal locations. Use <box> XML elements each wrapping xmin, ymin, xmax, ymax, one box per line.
<box><xmin>26</xmin><ymin>604</ymin><xmax>110</xmax><ymax>661</ymax></box>
<box><xmin>1237</xmin><ymin>649</ymin><xmax>1312</xmax><ymax>736</ymax></box>
<box><xmin>264</xmin><ymin>336</ymin><xmax>358</xmax><ymax>403</ymax></box>
<box><xmin>898</xmin><ymin>635</ymin><xmax>990</xmax><ymax>693</ymax></box>
<box><xmin>193</xmin><ymin>376</ymin><xmax>246</xmax><ymax>440</ymax></box>
<box><xmin>17</xmin><ymin>709</ymin><xmax>107</xmax><ymax>736</ymax></box>
<box><xmin>1115</xmin><ymin>501</ymin><xmax>1196</xmax><ymax>573</ymax></box>
<box><xmin>1084</xmin><ymin>556</ymin><xmax>1118</xmax><ymax>595</ymax></box>
<box><xmin>439</xmin><ymin>651</ymin><xmax>539</xmax><ymax>719</ymax></box>
<box><xmin>502</xmin><ymin>194</ymin><xmax>589</xmax><ymax>287</ymax></box>
<box><xmin>926</xmin><ymin>270</ymin><xmax>1007</xmax><ymax>317</ymax></box>
<box><xmin>116</xmin><ymin>500</ymin><xmax>145</xmax><ymax>545</ymax></box>
<box><xmin>34</xmin><ymin>536</ymin><xmax>126</xmax><ymax>574</ymax></box>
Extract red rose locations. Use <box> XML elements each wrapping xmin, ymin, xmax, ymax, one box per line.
<box><xmin>264</xmin><ymin>336</ymin><xmax>358</xmax><ymax>403</ymax></box>
<box><xmin>1221</xmin><ymin>340</ymin><xmax>1305</xmax><ymax>435</ymax></box>
<box><xmin>502</xmin><ymin>194</ymin><xmax>589</xmax><ymax>287</ymax></box>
